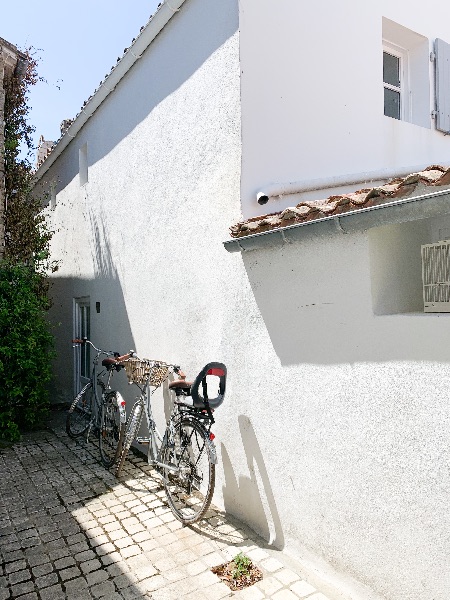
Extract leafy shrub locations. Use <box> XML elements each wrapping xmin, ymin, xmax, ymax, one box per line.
<box><xmin>0</xmin><ymin>263</ymin><xmax>55</xmax><ymax>442</ymax></box>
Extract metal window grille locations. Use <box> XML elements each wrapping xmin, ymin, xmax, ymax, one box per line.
<box><xmin>421</xmin><ymin>241</ymin><xmax>450</xmax><ymax>312</ymax></box>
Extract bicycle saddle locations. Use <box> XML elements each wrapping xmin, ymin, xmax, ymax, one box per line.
<box><xmin>169</xmin><ymin>379</ymin><xmax>193</xmax><ymax>389</ymax></box>
<box><xmin>102</xmin><ymin>358</ymin><xmax>123</xmax><ymax>371</ymax></box>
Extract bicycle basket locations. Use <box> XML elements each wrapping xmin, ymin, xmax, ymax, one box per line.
<box><xmin>124</xmin><ymin>358</ymin><xmax>170</xmax><ymax>387</ymax></box>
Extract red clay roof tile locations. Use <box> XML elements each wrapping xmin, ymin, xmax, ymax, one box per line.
<box><xmin>230</xmin><ymin>165</ymin><xmax>450</xmax><ymax>238</ymax></box>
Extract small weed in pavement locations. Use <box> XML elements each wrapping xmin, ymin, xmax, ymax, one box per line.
<box><xmin>212</xmin><ymin>552</ymin><xmax>263</xmax><ymax>591</ymax></box>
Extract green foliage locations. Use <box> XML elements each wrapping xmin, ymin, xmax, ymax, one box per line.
<box><xmin>3</xmin><ymin>50</ymin><xmax>57</xmax><ymax>269</ymax></box>
<box><xmin>0</xmin><ymin>264</ymin><xmax>55</xmax><ymax>442</ymax></box>
<box><xmin>232</xmin><ymin>553</ymin><xmax>252</xmax><ymax>580</ymax></box>
<box><xmin>0</xmin><ymin>50</ymin><xmax>57</xmax><ymax>443</ymax></box>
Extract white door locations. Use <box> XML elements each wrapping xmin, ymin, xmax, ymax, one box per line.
<box><xmin>74</xmin><ymin>298</ymin><xmax>91</xmax><ymax>393</ymax></box>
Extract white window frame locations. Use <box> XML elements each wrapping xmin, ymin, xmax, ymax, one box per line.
<box><xmin>383</xmin><ymin>41</ymin><xmax>411</xmax><ymax>122</ymax></box>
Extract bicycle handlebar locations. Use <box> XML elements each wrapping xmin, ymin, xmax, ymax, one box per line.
<box><xmin>72</xmin><ymin>339</ymin><xmax>134</xmax><ymax>363</ymax></box>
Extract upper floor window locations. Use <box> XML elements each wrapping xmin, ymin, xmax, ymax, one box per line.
<box><xmin>382</xmin><ymin>18</ymin><xmax>430</xmax><ymax>128</ymax></box>
<box><xmin>383</xmin><ymin>45</ymin><xmax>404</xmax><ymax>120</ymax></box>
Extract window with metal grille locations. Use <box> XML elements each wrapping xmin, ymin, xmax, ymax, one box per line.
<box><xmin>421</xmin><ymin>241</ymin><xmax>450</xmax><ymax>312</ymax></box>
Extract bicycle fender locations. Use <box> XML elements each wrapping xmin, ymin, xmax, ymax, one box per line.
<box><xmin>208</xmin><ymin>438</ymin><xmax>218</xmax><ymax>464</ymax></box>
<box><xmin>106</xmin><ymin>391</ymin><xmax>127</xmax><ymax>424</ymax></box>
<box><xmin>115</xmin><ymin>392</ymin><xmax>127</xmax><ymax>424</ymax></box>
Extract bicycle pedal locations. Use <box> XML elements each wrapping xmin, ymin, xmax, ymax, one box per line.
<box><xmin>136</xmin><ymin>437</ymin><xmax>150</xmax><ymax>445</ymax></box>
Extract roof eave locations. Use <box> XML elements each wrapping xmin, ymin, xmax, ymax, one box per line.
<box><xmin>33</xmin><ymin>0</ymin><xmax>187</xmax><ymax>182</ymax></box>
<box><xmin>224</xmin><ymin>187</ymin><xmax>450</xmax><ymax>253</ymax></box>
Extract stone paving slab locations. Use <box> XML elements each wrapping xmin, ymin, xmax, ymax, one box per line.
<box><xmin>0</xmin><ymin>411</ymin><xmax>334</xmax><ymax>600</ymax></box>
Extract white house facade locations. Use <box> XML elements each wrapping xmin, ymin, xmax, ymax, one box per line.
<box><xmin>34</xmin><ymin>2</ymin><xmax>450</xmax><ymax>600</ymax></box>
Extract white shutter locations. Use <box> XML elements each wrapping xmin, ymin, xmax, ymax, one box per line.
<box><xmin>435</xmin><ymin>39</ymin><xmax>450</xmax><ymax>133</ymax></box>
<box><xmin>421</xmin><ymin>241</ymin><xmax>450</xmax><ymax>312</ymax></box>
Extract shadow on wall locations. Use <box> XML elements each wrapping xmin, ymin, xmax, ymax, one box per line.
<box><xmin>53</xmin><ymin>0</ymin><xmax>239</xmax><ymax>193</ymax></box>
<box><xmin>221</xmin><ymin>416</ymin><xmax>284</xmax><ymax>549</ymax></box>
<box><xmin>240</xmin><ymin>229</ymin><xmax>450</xmax><ymax>365</ymax></box>
<box><xmin>48</xmin><ymin>210</ymin><xmax>136</xmax><ymax>404</ymax></box>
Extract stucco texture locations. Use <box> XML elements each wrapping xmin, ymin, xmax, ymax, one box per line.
<box><xmin>35</xmin><ymin>1</ymin><xmax>450</xmax><ymax>600</ymax></box>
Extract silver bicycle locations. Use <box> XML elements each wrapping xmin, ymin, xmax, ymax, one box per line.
<box><xmin>116</xmin><ymin>356</ymin><xmax>227</xmax><ymax>524</ymax></box>
<box><xmin>67</xmin><ymin>338</ymin><xmax>132</xmax><ymax>468</ymax></box>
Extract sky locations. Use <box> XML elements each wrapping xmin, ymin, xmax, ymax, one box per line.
<box><xmin>2</xmin><ymin>1</ymin><xmax>162</xmax><ymax>160</ymax></box>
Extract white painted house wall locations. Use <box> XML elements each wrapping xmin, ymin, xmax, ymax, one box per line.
<box><xmin>39</xmin><ymin>0</ymin><xmax>241</xmax><ymax>405</ymax></box>
<box><xmin>240</xmin><ymin>0</ymin><xmax>450</xmax><ymax>217</ymax></box>
<box><xmin>35</xmin><ymin>1</ymin><xmax>450</xmax><ymax>600</ymax></box>
<box><xmin>233</xmin><ymin>3</ymin><xmax>450</xmax><ymax>599</ymax></box>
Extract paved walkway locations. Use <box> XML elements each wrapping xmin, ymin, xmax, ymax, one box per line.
<box><xmin>0</xmin><ymin>410</ymin><xmax>334</xmax><ymax>600</ymax></box>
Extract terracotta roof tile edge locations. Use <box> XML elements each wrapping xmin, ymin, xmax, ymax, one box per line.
<box><xmin>230</xmin><ymin>166</ymin><xmax>450</xmax><ymax>238</ymax></box>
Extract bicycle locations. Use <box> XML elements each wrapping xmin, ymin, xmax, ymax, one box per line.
<box><xmin>116</xmin><ymin>355</ymin><xmax>227</xmax><ymax>524</ymax></box>
<box><xmin>66</xmin><ymin>338</ymin><xmax>133</xmax><ymax>468</ymax></box>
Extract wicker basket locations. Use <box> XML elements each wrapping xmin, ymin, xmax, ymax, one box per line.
<box><xmin>124</xmin><ymin>358</ymin><xmax>170</xmax><ymax>387</ymax></box>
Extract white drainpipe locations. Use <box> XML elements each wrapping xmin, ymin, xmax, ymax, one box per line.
<box><xmin>256</xmin><ymin>162</ymin><xmax>450</xmax><ymax>205</ymax></box>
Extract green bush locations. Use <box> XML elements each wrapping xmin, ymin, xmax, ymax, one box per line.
<box><xmin>0</xmin><ymin>263</ymin><xmax>55</xmax><ymax>442</ymax></box>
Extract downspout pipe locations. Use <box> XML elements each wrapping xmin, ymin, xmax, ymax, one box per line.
<box><xmin>256</xmin><ymin>162</ymin><xmax>450</xmax><ymax>205</ymax></box>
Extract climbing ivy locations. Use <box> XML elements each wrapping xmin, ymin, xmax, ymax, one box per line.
<box><xmin>0</xmin><ymin>50</ymin><xmax>57</xmax><ymax>443</ymax></box>
<box><xmin>3</xmin><ymin>50</ymin><xmax>55</xmax><ymax>268</ymax></box>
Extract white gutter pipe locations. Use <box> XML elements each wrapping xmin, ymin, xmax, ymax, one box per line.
<box><xmin>33</xmin><ymin>0</ymin><xmax>187</xmax><ymax>181</ymax></box>
<box><xmin>256</xmin><ymin>162</ymin><xmax>450</xmax><ymax>205</ymax></box>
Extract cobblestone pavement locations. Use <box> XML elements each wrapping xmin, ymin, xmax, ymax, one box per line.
<box><xmin>0</xmin><ymin>411</ymin><xmax>334</xmax><ymax>600</ymax></box>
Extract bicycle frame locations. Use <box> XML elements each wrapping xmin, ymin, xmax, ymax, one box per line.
<box><xmin>73</xmin><ymin>341</ymin><xmax>126</xmax><ymax>439</ymax></box>
<box><xmin>124</xmin><ymin>370</ymin><xmax>216</xmax><ymax>477</ymax></box>
<box><xmin>127</xmin><ymin>375</ymin><xmax>177</xmax><ymax>473</ymax></box>
<box><xmin>117</xmin><ymin>357</ymin><xmax>225</xmax><ymax>523</ymax></box>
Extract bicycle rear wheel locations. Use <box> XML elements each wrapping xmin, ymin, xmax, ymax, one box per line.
<box><xmin>161</xmin><ymin>418</ymin><xmax>215</xmax><ymax>524</ymax></box>
<box><xmin>99</xmin><ymin>392</ymin><xmax>126</xmax><ymax>468</ymax></box>
<box><xmin>66</xmin><ymin>383</ymin><xmax>94</xmax><ymax>438</ymax></box>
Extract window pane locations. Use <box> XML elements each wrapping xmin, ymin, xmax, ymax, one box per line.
<box><xmin>383</xmin><ymin>51</ymin><xmax>400</xmax><ymax>87</ymax></box>
<box><xmin>384</xmin><ymin>88</ymin><xmax>401</xmax><ymax>119</ymax></box>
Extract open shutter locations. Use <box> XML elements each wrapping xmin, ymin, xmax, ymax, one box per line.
<box><xmin>435</xmin><ymin>39</ymin><xmax>450</xmax><ymax>133</ymax></box>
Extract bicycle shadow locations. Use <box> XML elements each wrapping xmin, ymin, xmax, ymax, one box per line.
<box><xmin>221</xmin><ymin>415</ymin><xmax>285</xmax><ymax>549</ymax></box>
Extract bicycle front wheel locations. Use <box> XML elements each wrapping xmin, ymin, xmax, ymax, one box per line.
<box><xmin>161</xmin><ymin>418</ymin><xmax>215</xmax><ymax>524</ymax></box>
<box><xmin>99</xmin><ymin>392</ymin><xmax>126</xmax><ymax>468</ymax></box>
<box><xmin>66</xmin><ymin>383</ymin><xmax>94</xmax><ymax>438</ymax></box>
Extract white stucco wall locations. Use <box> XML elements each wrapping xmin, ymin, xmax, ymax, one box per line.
<box><xmin>240</xmin><ymin>0</ymin><xmax>450</xmax><ymax>218</ymax></box>
<box><xmin>227</xmin><ymin>223</ymin><xmax>450</xmax><ymax>600</ymax></box>
<box><xmin>40</xmin><ymin>0</ymin><xmax>242</xmax><ymax>404</ymax></box>
<box><xmin>35</xmin><ymin>1</ymin><xmax>450</xmax><ymax>600</ymax></box>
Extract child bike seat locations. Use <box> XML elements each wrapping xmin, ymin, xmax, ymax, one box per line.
<box><xmin>169</xmin><ymin>363</ymin><xmax>227</xmax><ymax>409</ymax></box>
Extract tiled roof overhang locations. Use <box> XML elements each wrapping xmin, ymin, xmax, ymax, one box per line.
<box><xmin>224</xmin><ymin>186</ymin><xmax>450</xmax><ymax>253</ymax></box>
